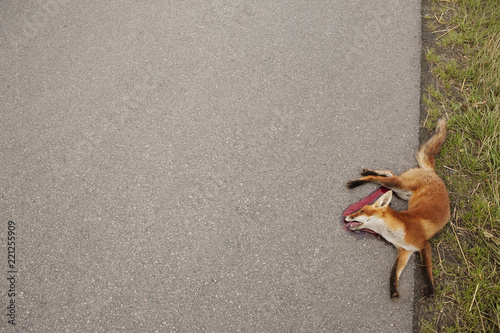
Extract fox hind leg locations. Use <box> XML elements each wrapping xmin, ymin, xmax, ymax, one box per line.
<box><xmin>346</xmin><ymin>174</ymin><xmax>401</xmax><ymax>189</ymax></box>
<box><xmin>346</xmin><ymin>172</ymin><xmax>413</xmax><ymax>200</ymax></box>
<box><xmin>360</xmin><ymin>169</ymin><xmax>396</xmax><ymax>177</ymax></box>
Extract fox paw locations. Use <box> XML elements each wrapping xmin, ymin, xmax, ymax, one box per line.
<box><xmin>361</xmin><ymin>168</ymin><xmax>372</xmax><ymax>176</ymax></box>
<box><xmin>346</xmin><ymin>179</ymin><xmax>363</xmax><ymax>188</ymax></box>
<box><xmin>424</xmin><ymin>286</ymin><xmax>435</xmax><ymax>298</ymax></box>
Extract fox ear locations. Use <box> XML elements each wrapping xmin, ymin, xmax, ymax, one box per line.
<box><xmin>374</xmin><ymin>191</ymin><xmax>392</xmax><ymax>208</ymax></box>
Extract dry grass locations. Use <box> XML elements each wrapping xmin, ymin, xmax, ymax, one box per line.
<box><xmin>419</xmin><ymin>0</ymin><xmax>500</xmax><ymax>331</ymax></box>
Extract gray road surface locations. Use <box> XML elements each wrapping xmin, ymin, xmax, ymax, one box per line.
<box><xmin>0</xmin><ymin>1</ymin><xmax>421</xmax><ymax>332</ymax></box>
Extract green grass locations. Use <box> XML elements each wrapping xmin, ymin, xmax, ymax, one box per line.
<box><xmin>420</xmin><ymin>0</ymin><xmax>500</xmax><ymax>331</ymax></box>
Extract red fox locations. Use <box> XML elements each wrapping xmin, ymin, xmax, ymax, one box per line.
<box><xmin>345</xmin><ymin>117</ymin><xmax>450</xmax><ymax>299</ymax></box>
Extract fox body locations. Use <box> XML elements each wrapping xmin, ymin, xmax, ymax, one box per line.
<box><xmin>345</xmin><ymin>118</ymin><xmax>450</xmax><ymax>299</ymax></box>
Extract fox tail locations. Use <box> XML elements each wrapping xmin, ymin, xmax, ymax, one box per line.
<box><xmin>416</xmin><ymin>117</ymin><xmax>448</xmax><ymax>170</ymax></box>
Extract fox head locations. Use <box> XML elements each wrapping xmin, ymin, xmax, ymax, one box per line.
<box><xmin>345</xmin><ymin>190</ymin><xmax>393</xmax><ymax>231</ymax></box>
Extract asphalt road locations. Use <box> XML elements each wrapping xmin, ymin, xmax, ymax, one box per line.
<box><xmin>1</xmin><ymin>1</ymin><xmax>421</xmax><ymax>332</ymax></box>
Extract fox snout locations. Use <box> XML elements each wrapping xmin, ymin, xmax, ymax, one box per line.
<box><xmin>344</xmin><ymin>191</ymin><xmax>393</xmax><ymax>232</ymax></box>
<box><xmin>344</xmin><ymin>212</ymin><xmax>366</xmax><ymax>230</ymax></box>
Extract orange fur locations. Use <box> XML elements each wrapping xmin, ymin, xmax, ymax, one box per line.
<box><xmin>345</xmin><ymin>117</ymin><xmax>450</xmax><ymax>299</ymax></box>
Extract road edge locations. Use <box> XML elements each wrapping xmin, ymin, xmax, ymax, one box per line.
<box><xmin>413</xmin><ymin>0</ymin><xmax>436</xmax><ymax>331</ymax></box>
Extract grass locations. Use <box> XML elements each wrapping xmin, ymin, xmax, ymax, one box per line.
<box><xmin>419</xmin><ymin>0</ymin><xmax>500</xmax><ymax>331</ymax></box>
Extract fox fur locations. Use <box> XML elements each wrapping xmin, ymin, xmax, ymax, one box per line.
<box><xmin>345</xmin><ymin>117</ymin><xmax>450</xmax><ymax>299</ymax></box>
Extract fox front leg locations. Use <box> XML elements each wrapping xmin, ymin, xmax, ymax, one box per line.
<box><xmin>419</xmin><ymin>242</ymin><xmax>436</xmax><ymax>298</ymax></box>
<box><xmin>390</xmin><ymin>247</ymin><xmax>413</xmax><ymax>299</ymax></box>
